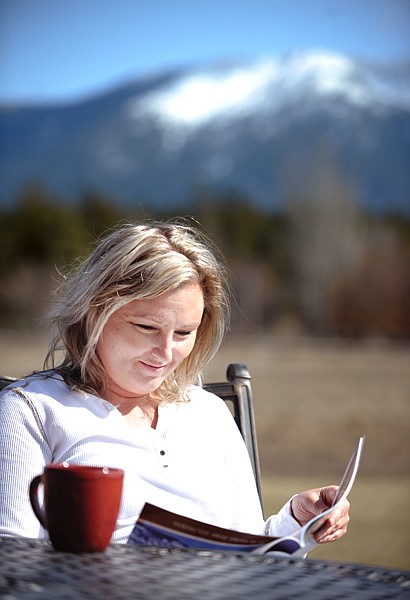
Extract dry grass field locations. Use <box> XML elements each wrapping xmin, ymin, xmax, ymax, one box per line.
<box><xmin>1</xmin><ymin>329</ymin><xmax>409</xmax><ymax>570</ymax></box>
<box><xmin>205</xmin><ymin>334</ymin><xmax>410</xmax><ymax>570</ymax></box>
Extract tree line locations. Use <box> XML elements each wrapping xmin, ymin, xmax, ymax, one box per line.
<box><xmin>1</xmin><ymin>184</ymin><xmax>409</xmax><ymax>338</ymax></box>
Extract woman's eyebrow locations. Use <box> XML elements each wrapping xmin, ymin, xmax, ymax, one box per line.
<box><xmin>125</xmin><ymin>311</ymin><xmax>201</xmax><ymax>330</ymax></box>
<box><xmin>125</xmin><ymin>311</ymin><xmax>162</xmax><ymax>323</ymax></box>
<box><xmin>176</xmin><ymin>321</ymin><xmax>202</xmax><ymax>330</ymax></box>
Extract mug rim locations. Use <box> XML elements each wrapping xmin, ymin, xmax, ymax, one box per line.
<box><xmin>44</xmin><ymin>463</ymin><xmax>124</xmax><ymax>478</ymax></box>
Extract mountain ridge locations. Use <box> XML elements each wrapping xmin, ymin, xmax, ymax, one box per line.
<box><xmin>1</xmin><ymin>51</ymin><xmax>409</xmax><ymax>214</ymax></box>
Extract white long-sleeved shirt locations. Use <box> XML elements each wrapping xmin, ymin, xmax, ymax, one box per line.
<box><xmin>0</xmin><ymin>373</ymin><xmax>301</xmax><ymax>544</ymax></box>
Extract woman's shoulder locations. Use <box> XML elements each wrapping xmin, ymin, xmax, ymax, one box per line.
<box><xmin>0</xmin><ymin>371</ymin><xmax>76</xmax><ymax>406</ymax></box>
<box><xmin>160</xmin><ymin>385</ymin><xmax>240</xmax><ymax>438</ymax></box>
<box><xmin>182</xmin><ymin>384</ymin><xmax>233</xmax><ymax>417</ymax></box>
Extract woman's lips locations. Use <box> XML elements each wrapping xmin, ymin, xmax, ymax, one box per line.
<box><xmin>140</xmin><ymin>361</ymin><xmax>168</xmax><ymax>372</ymax></box>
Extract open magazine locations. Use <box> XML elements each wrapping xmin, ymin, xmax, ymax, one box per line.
<box><xmin>128</xmin><ymin>436</ymin><xmax>365</xmax><ymax>556</ymax></box>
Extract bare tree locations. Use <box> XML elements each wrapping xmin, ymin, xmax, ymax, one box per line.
<box><xmin>286</xmin><ymin>152</ymin><xmax>364</xmax><ymax>334</ymax></box>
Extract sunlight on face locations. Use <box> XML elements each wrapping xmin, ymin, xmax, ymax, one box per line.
<box><xmin>97</xmin><ymin>282</ymin><xmax>204</xmax><ymax>404</ymax></box>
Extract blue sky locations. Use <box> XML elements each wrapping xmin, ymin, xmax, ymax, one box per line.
<box><xmin>1</xmin><ymin>0</ymin><xmax>409</xmax><ymax>104</ymax></box>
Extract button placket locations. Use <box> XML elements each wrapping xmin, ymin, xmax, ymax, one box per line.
<box><xmin>149</xmin><ymin>429</ymin><xmax>169</xmax><ymax>469</ymax></box>
<box><xmin>159</xmin><ymin>448</ymin><xmax>168</xmax><ymax>468</ymax></box>
<box><xmin>152</xmin><ymin>405</ymin><xmax>171</xmax><ymax>469</ymax></box>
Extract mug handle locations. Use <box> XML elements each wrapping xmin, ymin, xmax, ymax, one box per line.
<box><xmin>29</xmin><ymin>475</ymin><xmax>47</xmax><ymax>529</ymax></box>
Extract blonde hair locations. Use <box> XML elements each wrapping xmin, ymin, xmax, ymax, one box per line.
<box><xmin>45</xmin><ymin>221</ymin><xmax>230</xmax><ymax>402</ymax></box>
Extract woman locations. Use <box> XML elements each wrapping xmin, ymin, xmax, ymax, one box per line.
<box><xmin>0</xmin><ymin>221</ymin><xmax>349</xmax><ymax>548</ymax></box>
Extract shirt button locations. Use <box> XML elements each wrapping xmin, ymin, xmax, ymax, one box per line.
<box><xmin>160</xmin><ymin>450</ymin><xmax>165</xmax><ymax>456</ymax></box>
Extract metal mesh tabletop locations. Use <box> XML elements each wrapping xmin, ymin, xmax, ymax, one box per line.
<box><xmin>1</xmin><ymin>537</ymin><xmax>409</xmax><ymax>600</ymax></box>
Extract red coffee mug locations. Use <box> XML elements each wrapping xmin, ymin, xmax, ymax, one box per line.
<box><xmin>29</xmin><ymin>463</ymin><xmax>124</xmax><ymax>552</ymax></box>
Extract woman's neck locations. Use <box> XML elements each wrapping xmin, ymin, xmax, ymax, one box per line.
<box><xmin>102</xmin><ymin>388</ymin><xmax>159</xmax><ymax>429</ymax></box>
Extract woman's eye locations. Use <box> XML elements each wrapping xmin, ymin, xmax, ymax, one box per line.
<box><xmin>135</xmin><ymin>323</ymin><xmax>154</xmax><ymax>331</ymax></box>
<box><xmin>175</xmin><ymin>330</ymin><xmax>193</xmax><ymax>337</ymax></box>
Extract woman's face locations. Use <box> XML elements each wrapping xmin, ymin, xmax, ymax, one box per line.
<box><xmin>97</xmin><ymin>282</ymin><xmax>204</xmax><ymax>403</ymax></box>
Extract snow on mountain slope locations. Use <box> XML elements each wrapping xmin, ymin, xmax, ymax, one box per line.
<box><xmin>126</xmin><ymin>59</ymin><xmax>278</xmax><ymax>126</ymax></box>
<box><xmin>125</xmin><ymin>52</ymin><xmax>410</xmax><ymax>128</ymax></box>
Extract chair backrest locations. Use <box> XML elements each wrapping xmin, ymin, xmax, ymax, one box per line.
<box><xmin>0</xmin><ymin>364</ymin><xmax>263</xmax><ymax>502</ymax></box>
<box><xmin>0</xmin><ymin>375</ymin><xmax>16</xmax><ymax>390</ymax></box>
<box><xmin>204</xmin><ymin>363</ymin><xmax>262</xmax><ymax>502</ymax></box>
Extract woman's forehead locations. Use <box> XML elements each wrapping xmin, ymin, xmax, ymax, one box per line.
<box><xmin>118</xmin><ymin>283</ymin><xmax>204</xmax><ymax>322</ymax></box>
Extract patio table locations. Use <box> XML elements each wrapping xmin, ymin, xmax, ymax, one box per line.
<box><xmin>0</xmin><ymin>537</ymin><xmax>409</xmax><ymax>599</ymax></box>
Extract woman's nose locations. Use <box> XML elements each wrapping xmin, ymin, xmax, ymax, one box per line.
<box><xmin>153</xmin><ymin>333</ymin><xmax>173</xmax><ymax>362</ymax></box>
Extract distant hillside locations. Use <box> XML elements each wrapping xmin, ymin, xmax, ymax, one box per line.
<box><xmin>1</xmin><ymin>51</ymin><xmax>410</xmax><ymax>214</ymax></box>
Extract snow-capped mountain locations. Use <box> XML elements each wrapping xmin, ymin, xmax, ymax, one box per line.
<box><xmin>1</xmin><ymin>51</ymin><xmax>409</xmax><ymax>213</ymax></box>
<box><xmin>130</xmin><ymin>53</ymin><xmax>410</xmax><ymax>127</ymax></box>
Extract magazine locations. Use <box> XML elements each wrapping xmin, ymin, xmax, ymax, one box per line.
<box><xmin>128</xmin><ymin>436</ymin><xmax>365</xmax><ymax>556</ymax></box>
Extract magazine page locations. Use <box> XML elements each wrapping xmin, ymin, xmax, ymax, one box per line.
<box><xmin>299</xmin><ymin>435</ymin><xmax>365</xmax><ymax>545</ymax></box>
<box><xmin>128</xmin><ymin>502</ymin><xmax>289</xmax><ymax>552</ymax></box>
<box><xmin>128</xmin><ymin>436</ymin><xmax>365</xmax><ymax>556</ymax></box>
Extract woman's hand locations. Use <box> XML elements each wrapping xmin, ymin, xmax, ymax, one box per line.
<box><xmin>290</xmin><ymin>485</ymin><xmax>350</xmax><ymax>544</ymax></box>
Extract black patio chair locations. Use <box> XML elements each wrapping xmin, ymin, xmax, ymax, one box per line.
<box><xmin>204</xmin><ymin>363</ymin><xmax>262</xmax><ymax>502</ymax></box>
